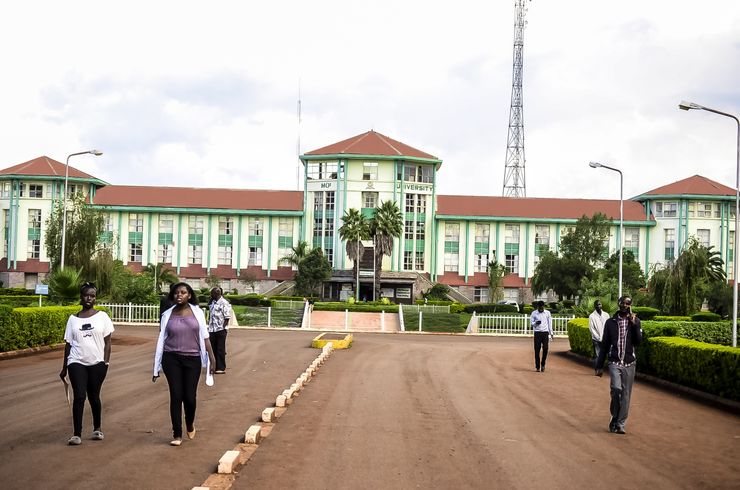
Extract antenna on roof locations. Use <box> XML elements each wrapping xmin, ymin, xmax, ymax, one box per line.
<box><xmin>296</xmin><ymin>78</ymin><xmax>302</xmax><ymax>191</ymax></box>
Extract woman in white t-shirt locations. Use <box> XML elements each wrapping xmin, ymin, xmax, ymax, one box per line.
<box><xmin>59</xmin><ymin>282</ymin><xmax>114</xmax><ymax>446</ymax></box>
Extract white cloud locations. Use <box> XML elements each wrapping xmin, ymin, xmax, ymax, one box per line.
<box><xmin>1</xmin><ymin>0</ymin><xmax>739</xmax><ymax>201</ymax></box>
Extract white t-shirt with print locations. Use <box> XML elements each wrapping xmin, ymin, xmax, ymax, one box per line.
<box><xmin>64</xmin><ymin>311</ymin><xmax>115</xmax><ymax>366</ymax></box>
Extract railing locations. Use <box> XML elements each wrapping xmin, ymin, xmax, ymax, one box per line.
<box><xmin>273</xmin><ymin>299</ymin><xmax>306</xmax><ymax>309</ymax></box>
<box><xmin>402</xmin><ymin>304</ymin><xmax>451</xmax><ymax>314</ymax></box>
<box><xmin>473</xmin><ymin>314</ymin><xmax>574</xmax><ymax>336</ymax></box>
<box><xmin>99</xmin><ymin>303</ymin><xmax>159</xmax><ymax>324</ymax></box>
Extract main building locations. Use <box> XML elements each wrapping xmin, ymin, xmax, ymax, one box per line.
<box><xmin>0</xmin><ymin>130</ymin><xmax>735</xmax><ymax>303</ymax></box>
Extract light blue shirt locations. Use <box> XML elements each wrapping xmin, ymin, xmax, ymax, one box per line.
<box><xmin>530</xmin><ymin>309</ymin><xmax>553</xmax><ymax>335</ymax></box>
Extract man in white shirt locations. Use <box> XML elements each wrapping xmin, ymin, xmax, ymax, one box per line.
<box><xmin>588</xmin><ymin>299</ymin><xmax>610</xmax><ymax>370</ymax></box>
<box><xmin>530</xmin><ymin>301</ymin><xmax>553</xmax><ymax>372</ymax></box>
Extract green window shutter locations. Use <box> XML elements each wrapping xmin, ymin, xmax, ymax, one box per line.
<box><xmin>417</xmin><ymin>213</ymin><xmax>426</xmax><ymax>220</ymax></box>
<box><xmin>474</xmin><ymin>242</ymin><xmax>489</xmax><ymax>254</ymax></box>
<box><xmin>504</xmin><ymin>243</ymin><xmax>519</xmax><ymax>255</ymax></box>
<box><xmin>664</xmin><ymin>247</ymin><xmax>674</xmax><ymax>261</ymax></box>
<box><xmin>218</xmin><ymin>235</ymin><xmax>233</xmax><ymax>246</ymax></box>
<box><xmin>416</xmin><ymin>239</ymin><xmax>425</xmax><ymax>249</ymax></box>
<box><xmin>99</xmin><ymin>231</ymin><xmax>113</xmax><ymax>243</ymax></box>
<box><xmin>405</xmin><ymin>239</ymin><xmax>414</xmax><ymax>250</ymax></box>
<box><xmin>188</xmin><ymin>233</ymin><xmax>203</xmax><ymax>246</ymax></box>
<box><xmin>361</xmin><ymin>208</ymin><xmax>375</xmax><ymax>219</ymax></box>
<box><xmin>444</xmin><ymin>241</ymin><xmax>459</xmax><ymax>253</ymax></box>
<box><xmin>730</xmin><ymin>249</ymin><xmax>734</xmax><ymax>262</ymax></box>
<box><xmin>535</xmin><ymin>244</ymin><xmax>549</xmax><ymax>256</ymax></box>
<box><xmin>278</xmin><ymin>236</ymin><xmax>293</xmax><ymax>248</ymax></box>
<box><xmin>159</xmin><ymin>232</ymin><xmax>173</xmax><ymax>244</ymax></box>
<box><xmin>405</xmin><ymin>212</ymin><xmax>415</xmax><ymax>220</ymax></box>
<box><xmin>324</xmin><ymin>237</ymin><xmax>333</xmax><ymax>248</ymax></box>
<box><xmin>248</xmin><ymin>236</ymin><xmax>263</xmax><ymax>247</ymax></box>
<box><xmin>129</xmin><ymin>232</ymin><xmax>143</xmax><ymax>244</ymax></box>
<box><xmin>27</xmin><ymin>228</ymin><xmax>41</xmax><ymax>240</ymax></box>
<box><xmin>312</xmin><ymin>236</ymin><xmax>321</xmax><ymax>248</ymax></box>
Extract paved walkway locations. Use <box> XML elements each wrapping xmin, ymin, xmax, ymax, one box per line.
<box><xmin>308</xmin><ymin>310</ymin><xmax>400</xmax><ymax>332</ymax></box>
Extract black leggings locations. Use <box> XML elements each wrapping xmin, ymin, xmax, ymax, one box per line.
<box><xmin>162</xmin><ymin>352</ymin><xmax>201</xmax><ymax>438</ymax></box>
<box><xmin>68</xmin><ymin>362</ymin><xmax>108</xmax><ymax>437</ymax></box>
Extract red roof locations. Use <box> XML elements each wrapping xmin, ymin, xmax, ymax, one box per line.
<box><xmin>639</xmin><ymin>175</ymin><xmax>735</xmax><ymax>197</ymax></box>
<box><xmin>437</xmin><ymin>195</ymin><xmax>649</xmax><ymax>221</ymax></box>
<box><xmin>94</xmin><ymin>186</ymin><xmax>303</xmax><ymax>212</ymax></box>
<box><xmin>0</xmin><ymin>156</ymin><xmax>101</xmax><ymax>180</ymax></box>
<box><xmin>305</xmin><ymin>130</ymin><xmax>438</xmax><ymax>160</ymax></box>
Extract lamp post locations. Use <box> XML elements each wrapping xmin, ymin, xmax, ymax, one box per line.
<box><xmin>60</xmin><ymin>150</ymin><xmax>103</xmax><ymax>270</ymax></box>
<box><xmin>356</xmin><ymin>233</ymin><xmax>360</xmax><ymax>302</ymax></box>
<box><xmin>679</xmin><ymin>100</ymin><xmax>739</xmax><ymax>347</ymax></box>
<box><xmin>589</xmin><ymin>161</ymin><xmax>623</xmax><ymax>299</ymax></box>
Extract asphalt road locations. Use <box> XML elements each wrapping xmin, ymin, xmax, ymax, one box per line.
<box><xmin>1</xmin><ymin>327</ymin><xmax>738</xmax><ymax>490</ymax></box>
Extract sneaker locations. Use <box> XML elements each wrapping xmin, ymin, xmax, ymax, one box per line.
<box><xmin>92</xmin><ymin>430</ymin><xmax>104</xmax><ymax>441</ymax></box>
<box><xmin>170</xmin><ymin>438</ymin><xmax>182</xmax><ymax>446</ymax></box>
<box><xmin>68</xmin><ymin>436</ymin><xmax>82</xmax><ymax>445</ymax></box>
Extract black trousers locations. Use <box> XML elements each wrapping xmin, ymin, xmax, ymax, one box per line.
<box><xmin>210</xmin><ymin>329</ymin><xmax>228</xmax><ymax>371</ymax></box>
<box><xmin>162</xmin><ymin>352</ymin><xmax>201</xmax><ymax>438</ymax></box>
<box><xmin>68</xmin><ymin>362</ymin><xmax>108</xmax><ymax>437</ymax></box>
<box><xmin>533</xmin><ymin>331</ymin><xmax>550</xmax><ymax>370</ymax></box>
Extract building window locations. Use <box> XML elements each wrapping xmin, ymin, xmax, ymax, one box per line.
<box><xmin>474</xmin><ymin>253</ymin><xmax>488</xmax><ymax>273</ymax></box>
<box><xmin>696</xmin><ymin>202</ymin><xmax>713</xmax><ymax>218</ymax></box>
<box><xmin>313</xmin><ymin>192</ymin><xmax>323</xmax><ymax>212</ymax></box>
<box><xmin>218</xmin><ymin>216</ymin><xmax>233</xmax><ymax>236</ymax></box>
<box><xmin>444</xmin><ymin>222</ymin><xmax>460</xmax><ymax>272</ymax></box>
<box><xmin>664</xmin><ymin>228</ymin><xmax>675</xmax><ymax>261</ymax></box>
<box><xmin>129</xmin><ymin>243</ymin><xmax>143</xmax><ymax>262</ymax></box>
<box><xmin>730</xmin><ymin>231</ymin><xmax>735</xmax><ymax>280</ymax></box>
<box><xmin>27</xmin><ymin>209</ymin><xmax>41</xmax><ymax>259</ymax></box>
<box><xmin>188</xmin><ymin>245</ymin><xmax>202</xmax><ymax>264</ymax></box>
<box><xmin>416</xmin><ymin>221</ymin><xmax>425</xmax><ymax>241</ymax></box>
<box><xmin>0</xmin><ymin>182</ymin><xmax>10</xmax><ymax>198</ymax></box>
<box><xmin>401</xmin><ymin>164</ymin><xmax>433</xmax><ymax>183</ymax></box>
<box><xmin>29</xmin><ymin>185</ymin><xmax>43</xmax><ymax>198</ymax></box>
<box><xmin>654</xmin><ymin>201</ymin><xmax>678</xmax><ymax>218</ymax></box>
<box><xmin>306</xmin><ymin>162</ymin><xmax>338</xmax><ymax>180</ymax></box>
<box><xmin>697</xmin><ymin>229</ymin><xmax>710</xmax><ymax>247</ymax></box>
<box><xmin>362</xmin><ymin>162</ymin><xmax>378</xmax><ymax>180</ymax></box>
<box><xmin>158</xmin><ymin>243</ymin><xmax>173</xmax><ymax>264</ymax></box>
<box><xmin>218</xmin><ymin>246</ymin><xmax>232</xmax><ymax>265</ymax></box>
<box><xmin>325</xmin><ymin>191</ymin><xmax>335</xmax><ymax>211</ymax></box>
<box><xmin>405</xmin><ymin>193</ymin><xmax>414</xmax><ymax>213</ymax></box>
<box><xmin>404</xmin><ymin>220</ymin><xmax>414</xmax><ymax>240</ymax></box>
<box><xmin>415</xmin><ymin>251</ymin><xmax>424</xmax><ymax>271</ymax></box>
<box><xmin>362</xmin><ymin>192</ymin><xmax>378</xmax><ymax>209</ymax></box>
<box><xmin>66</xmin><ymin>184</ymin><xmax>79</xmax><ymax>198</ymax></box>
<box><xmin>505</xmin><ymin>224</ymin><xmax>520</xmax><ymax>274</ymax></box>
<box><xmin>624</xmin><ymin>227</ymin><xmax>640</xmax><ymax>256</ymax></box>
<box><xmin>474</xmin><ymin>286</ymin><xmax>490</xmax><ymax>303</ymax></box>
<box><xmin>278</xmin><ymin>218</ymin><xmax>294</xmax><ymax>265</ymax></box>
<box><xmin>404</xmin><ymin>250</ymin><xmax>413</xmax><ymax>270</ymax></box>
<box><xmin>417</xmin><ymin>195</ymin><xmax>426</xmax><ymax>214</ymax></box>
<box><xmin>249</xmin><ymin>218</ymin><xmax>263</xmax><ymax>237</ymax></box>
<box><xmin>129</xmin><ymin>213</ymin><xmax>143</xmax><ymax>233</ymax></box>
<box><xmin>3</xmin><ymin>209</ymin><xmax>9</xmax><ymax>257</ymax></box>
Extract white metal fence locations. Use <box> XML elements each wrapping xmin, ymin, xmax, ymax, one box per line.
<box><xmin>273</xmin><ymin>300</ymin><xmax>306</xmax><ymax>309</ymax></box>
<box><xmin>470</xmin><ymin>314</ymin><xmax>574</xmax><ymax>336</ymax></box>
<box><xmin>402</xmin><ymin>304</ymin><xmax>451</xmax><ymax>314</ymax></box>
<box><xmin>99</xmin><ymin>303</ymin><xmax>160</xmax><ymax>324</ymax></box>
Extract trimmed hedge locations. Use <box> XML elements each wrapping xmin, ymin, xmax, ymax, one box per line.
<box><xmin>0</xmin><ymin>288</ymin><xmax>35</xmax><ymax>296</ymax></box>
<box><xmin>647</xmin><ymin>337</ymin><xmax>739</xmax><ymax>400</ymax></box>
<box><xmin>223</xmin><ymin>294</ymin><xmax>271</xmax><ymax>307</ymax></box>
<box><xmin>0</xmin><ymin>295</ymin><xmax>50</xmax><ymax>308</ymax></box>
<box><xmin>314</xmin><ymin>302</ymin><xmax>400</xmax><ymax>313</ymax></box>
<box><xmin>567</xmin><ymin>318</ymin><xmax>740</xmax><ymax>400</ymax></box>
<box><xmin>0</xmin><ymin>306</ymin><xmax>80</xmax><ymax>351</ymax></box>
<box><xmin>415</xmin><ymin>299</ymin><xmax>453</xmax><ymax>306</ymax></box>
<box><xmin>271</xmin><ymin>295</ymin><xmax>318</xmax><ymax>301</ymax></box>
<box><xmin>463</xmin><ymin>303</ymin><xmax>519</xmax><ymax>314</ymax></box>
<box><xmin>631</xmin><ymin>306</ymin><xmax>659</xmax><ymax>320</ymax></box>
<box><xmin>691</xmin><ymin>312</ymin><xmax>722</xmax><ymax>322</ymax></box>
<box><xmin>653</xmin><ymin>315</ymin><xmax>692</xmax><ymax>322</ymax></box>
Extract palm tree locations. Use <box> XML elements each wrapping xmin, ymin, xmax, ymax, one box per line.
<box><xmin>369</xmin><ymin>200</ymin><xmax>403</xmax><ymax>300</ymax></box>
<box><xmin>144</xmin><ymin>263</ymin><xmax>179</xmax><ymax>293</ymax></box>
<box><xmin>279</xmin><ymin>240</ymin><xmax>309</xmax><ymax>269</ymax></box>
<box><xmin>47</xmin><ymin>266</ymin><xmax>82</xmax><ymax>304</ymax></box>
<box><xmin>339</xmin><ymin>209</ymin><xmax>370</xmax><ymax>300</ymax></box>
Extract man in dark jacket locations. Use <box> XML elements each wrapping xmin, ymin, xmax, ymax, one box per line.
<box><xmin>595</xmin><ymin>295</ymin><xmax>643</xmax><ymax>434</ymax></box>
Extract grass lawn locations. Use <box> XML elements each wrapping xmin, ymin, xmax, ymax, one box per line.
<box><xmin>232</xmin><ymin>305</ymin><xmax>303</xmax><ymax>328</ymax></box>
<box><xmin>403</xmin><ymin>312</ymin><xmax>470</xmax><ymax>333</ymax></box>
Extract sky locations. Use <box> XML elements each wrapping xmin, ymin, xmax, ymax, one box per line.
<box><xmin>2</xmin><ymin>1</ymin><xmax>739</xmax><ymax>201</ymax></box>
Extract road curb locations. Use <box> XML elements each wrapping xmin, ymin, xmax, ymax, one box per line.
<box><xmin>0</xmin><ymin>343</ymin><xmax>65</xmax><ymax>360</ymax></box>
<box><xmin>561</xmin><ymin>350</ymin><xmax>740</xmax><ymax>415</ymax></box>
<box><xmin>193</xmin><ymin>342</ymin><xmax>337</xmax><ymax>489</ymax></box>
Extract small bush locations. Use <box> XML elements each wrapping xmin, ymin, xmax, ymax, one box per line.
<box><xmin>315</xmin><ymin>302</ymin><xmax>399</xmax><ymax>313</ymax></box>
<box><xmin>691</xmin><ymin>312</ymin><xmax>722</xmax><ymax>322</ymax></box>
<box><xmin>631</xmin><ymin>306</ymin><xmax>659</xmax><ymax>320</ymax></box>
<box><xmin>653</xmin><ymin>315</ymin><xmax>692</xmax><ymax>322</ymax></box>
<box><xmin>0</xmin><ymin>306</ymin><xmax>108</xmax><ymax>352</ymax></box>
<box><xmin>463</xmin><ymin>303</ymin><xmax>518</xmax><ymax>314</ymax></box>
<box><xmin>224</xmin><ymin>294</ymin><xmax>271</xmax><ymax>307</ymax></box>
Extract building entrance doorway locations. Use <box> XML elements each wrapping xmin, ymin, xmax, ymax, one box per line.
<box><xmin>359</xmin><ymin>283</ymin><xmax>374</xmax><ymax>302</ymax></box>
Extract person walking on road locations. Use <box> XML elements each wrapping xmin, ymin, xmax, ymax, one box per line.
<box><xmin>59</xmin><ymin>282</ymin><xmax>114</xmax><ymax>446</ymax></box>
<box><xmin>588</xmin><ymin>300</ymin><xmax>610</xmax><ymax>370</ymax></box>
<box><xmin>595</xmin><ymin>295</ymin><xmax>643</xmax><ymax>435</ymax></box>
<box><xmin>153</xmin><ymin>282</ymin><xmax>215</xmax><ymax>446</ymax></box>
<box><xmin>530</xmin><ymin>301</ymin><xmax>553</xmax><ymax>372</ymax></box>
<box><xmin>208</xmin><ymin>286</ymin><xmax>232</xmax><ymax>374</ymax></box>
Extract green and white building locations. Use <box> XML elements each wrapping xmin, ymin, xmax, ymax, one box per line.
<box><xmin>0</xmin><ymin>131</ymin><xmax>735</xmax><ymax>303</ymax></box>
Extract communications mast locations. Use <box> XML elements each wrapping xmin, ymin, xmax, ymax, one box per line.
<box><xmin>502</xmin><ymin>0</ymin><xmax>530</xmax><ymax>197</ymax></box>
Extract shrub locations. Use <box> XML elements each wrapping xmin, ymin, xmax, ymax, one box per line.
<box><xmin>647</xmin><ymin>337</ymin><xmax>740</xmax><ymax>401</ymax></box>
<box><xmin>415</xmin><ymin>299</ymin><xmax>452</xmax><ymax>306</ymax></box>
<box><xmin>691</xmin><ymin>312</ymin><xmax>722</xmax><ymax>322</ymax></box>
<box><xmin>653</xmin><ymin>316</ymin><xmax>692</xmax><ymax>322</ymax></box>
<box><xmin>523</xmin><ymin>305</ymin><xmax>534</xmax><ymax>315</ymax></box>
<box><xmin>463</xmin><ymin>303</ymin><xmax>518</xmax><ymax>314</ymax></box>
<box><xmin>631</xmin><ymin>306</ymin><xmax>659</xmax><ymax>320</ymax></box>
<box><xmin>676</xmin><ymin>321</ymin><xmax>733</xmax><ymax>346</ymax></box>
<box><xmin>0</xmin><ymin>288</ymin><xmax>35</xmax><ymax>296</ymax></box>
<box><xmin>566</xmin><ymin>318</ymin><xmax>593</xmax><ymax>357</ymax></box>
<box><xmin>314</xmin><ymin>302</ymin><xmax>399</xmax><ymax>313</ymax></box>
<box><xmin>0</xmin><ymin>295</ymin><xmax>49</xmax><ymax>308</ymax></box>
<box><xmin>0</xmin><ymin>306</ymin><xmax>90</xmax><ymax>351</ymax></box>
<box><xmin>224</xmin><ymin>294</ymin><xmax>271</xmax><ymax>307</ymax></box>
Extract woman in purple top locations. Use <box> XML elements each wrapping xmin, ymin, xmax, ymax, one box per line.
<box><xmin>153</xmin><ymin>282</ymin><xmax>215</xmax><ymax>446</ymax></box>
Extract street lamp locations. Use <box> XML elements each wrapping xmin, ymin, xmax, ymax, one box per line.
<box><xmin>589</xmin><ymin>161</ymin><xmax>624</xmax><ymax>299</ymax></box>
<box><xmin>60</xmin><ymin>150</ymin><xmax>103</xmax><ymax>270</ymax></box>
<box><xmin>679</xmin><ymin>100</ymin><xmax>739</xmax><ymax>347</ymax></box>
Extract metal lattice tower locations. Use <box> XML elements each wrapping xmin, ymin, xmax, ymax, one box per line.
<box><xmin>502</xmin><ymin>0</ymin><xmax>529</xmax><ymax>198</ymax></box>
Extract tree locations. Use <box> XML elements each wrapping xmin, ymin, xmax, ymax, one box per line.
<box><xmin>205</xmin><ymin>273</ymin><xmax>221</xmax><ymax>289</ymax></box>
<box><xmin>369</xmin><ymin>200</ymin><xmax>403</xmax><ymax>300</ymax></box>
<box><xmin>601</xmin><ymin>249</ymin><xmax>645</xmax><ymax>296</ymax></box>
<box><xmin>238</xmin><ymin>269</ymin><xmax>258</xmax><ymax>293</ymax></box>
<box><xmin>294</xmin><ymin>248</ymin><xmax>331</xmax><ymax>297</ymax></box>
<box><xmin>338</xmin><ymin>208</ymin><xmax>370</xmax><ymax>287</ymax></box>
<box><xmin>647</xmin><ymin>237</ymin><xmax>726</xmax><ymax>315</ymax></box>
<box><xmin>487</xmin><ymin>259</ymin><xmax>507</xmax><ymax>303</ymax></box>
<box><xmin>279</xmin><ymin>240</ymin><xmax>309</xmax><ymax>269</ymax></box>
<box><xmin>47</xmin><ymin>267</ymin><xmax>82</xmax><ymax>304</ymax></box>
<box><xmin>559</xmin><ymin>213</ymin><xmax>611</xmax><ymax>266</ymax></box>
<box><xmin>44</xmin><ymin>193</ymin><xmax>106</xmax><ymax>274</ymax></box>
<box><xmin>143</xmin><ymin>263</ymin><xmax>179</xmax><ymax>293</ymax></box>
<box><xmin>108</xmin><ymin>260</ymin><xmax>158</xmax><ymax>304</ymax></box>
<box><xmin>532</xmin><ymin>251</ymin><xmax>590</xmax><ymax>300</ymax></box>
